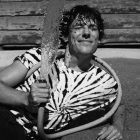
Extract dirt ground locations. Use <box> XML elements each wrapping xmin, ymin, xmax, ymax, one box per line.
<box><xmin>104</xmin><ymin>58</ymin><xmax>140</xmax><ymax>140</ymax></box>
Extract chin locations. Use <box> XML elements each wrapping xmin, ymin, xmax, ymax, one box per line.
<box><xmin>79</xmin><ymin>47</ymin><xmax>96</xmax><ymax>54</ymax></box>
<box><xmin>79</xmin><ymin>50</ymin><xmax>94</xmax><ymax>55</ymax></box>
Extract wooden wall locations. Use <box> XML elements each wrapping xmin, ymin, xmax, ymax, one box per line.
<box><xmin>0</xmin><ymin>0</ymin><xmax>140</xmax><ymax>50</ymax></box>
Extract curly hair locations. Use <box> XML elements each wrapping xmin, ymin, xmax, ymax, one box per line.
<box><xmin>59</xmin><ymin>5</ymin><xmax>104</xmax><ymax>45</ymax></box>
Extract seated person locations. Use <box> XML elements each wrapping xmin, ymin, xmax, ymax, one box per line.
<box><xmin>0</xmin><ymin>5</ymin><xmax>125</xmax><ymax>140</ymax></box>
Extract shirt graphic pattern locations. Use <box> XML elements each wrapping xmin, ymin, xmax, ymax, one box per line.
<box><xmin>11</xmin><ymin>47</ymin><xmax>118</xmax><ymax>135</ymax></box>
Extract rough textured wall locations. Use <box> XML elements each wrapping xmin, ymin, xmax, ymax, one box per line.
<box><xmin>0</xmin><ymin>0</ymin><xmax>140</xmax><ymax>49</ymax></box>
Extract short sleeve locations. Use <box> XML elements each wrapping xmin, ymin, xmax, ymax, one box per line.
<box><xmin>14</xmin><ymin>47</ymin><xmax>41</xmax><ymax>70</ymax></box>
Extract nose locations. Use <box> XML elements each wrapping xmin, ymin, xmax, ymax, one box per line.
<box><xmin>82</xmin><ymin>33</ymin><xmax>90</xmax><ymax>39</ymax></box>
<box><xmin>82</xmin><ymin>26</ymin><xmax>90</xmax><ymax>39</ymax></box>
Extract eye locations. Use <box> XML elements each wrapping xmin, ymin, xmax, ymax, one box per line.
<box><xmin>89</xmin><ymin>25</ymin><xmax>98</xmax><ymax>31</ymax></box>
<box><xmin>73</xmin><ymin>25</ymin><xmax>83</xmax><ymax>30</ymax></box>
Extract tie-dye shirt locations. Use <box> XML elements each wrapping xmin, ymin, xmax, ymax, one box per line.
<box><xmin>10</xmin><ymin>47</ymin><xmax>118</xmax><ymax>136</ymax></box>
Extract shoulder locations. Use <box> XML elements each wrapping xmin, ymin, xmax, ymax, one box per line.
<box><xmin>14</xmin><ymin>47</ymin><xmax>41</xmax><ymax>69</ymax></box>
<box><xmin>90</xmin><ymin>55</ymin><xmax>111</xmax><ymax>74</ymax></box>
<box><xmin>25</xmin><ymin>47</ymin><xmax>41</xmax><ymax>57</ymax></box>
<box><xmin>90</xmin><ymin>55</ymin><xmax>118</xmax><ymax>87</ymax></box>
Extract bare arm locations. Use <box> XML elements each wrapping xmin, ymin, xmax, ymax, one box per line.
<box><xmin>97</xmin><ymin>103</ymin><xmax>125</xmax><ymax>140</ymax></box>
<box><xmin>0</xmin><ymin>60</ymin><xmax>50</xmax><ymax>107</ymax></box>
<box><xmin>0</xmin><ymin>60</ymin><xmax>29</xmax><ymax>106</ymax></box>
<box><xmin>111</xmin><ymin>103</ymin><xmax>125</xmax><ymax>132</ymax></box>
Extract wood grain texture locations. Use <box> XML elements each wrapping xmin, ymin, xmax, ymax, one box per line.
<box><xmin>0</xmin><ymin>0</ymin><xmax>140</xmax><ymax>47</ymax></box>
<box><xmin>65</xmin><ymin>0</ymin><xmax>140</xmax><ymax>13</ymax></box>
<box><xmin>0</xmin><ymin>14</ymin><xmax>139</xmax><ymax>30</ymax></box>
<box><xmin>0</xmin><ymin>1</ymin><xmax>48</xmax><ymax>16</ymax></box>
<box><xmin>0</xmin><ymin>30</ymin><xmax>42</xmax><ymax>45</ymax></box>
<box><xmin>103</xmin><ymin>29</ymin><xmax>140</xmax><ymax>44</ymax></box>
<box><xmin>0</xmin><ymin>0</ymin><xmax>42</xmax><ymax>1</ymax></box>
<box><xmin>0</xmin><ymin>29</ymin><xmax>140</xmax><ymax>46</ymax></box>
<box><xmin>103</xmin><ymin>14</ymin><xmax>140</xmax><ymax>29</ymax></box>
<box><xmin>0</xmin><ymin>16</ymin><xmax>43</xmax><ymax>30</ymax></box>
<box><xmin>0</xmin><ymin>0</ymin><xmax>140</xmax><ymax>16</ymax></box>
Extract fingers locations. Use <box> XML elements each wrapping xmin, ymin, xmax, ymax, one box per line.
<box><xmin>29</xmin><ymin>82</ymin><xmax>51</xmax><ymax>106</ymax></box>
<box><xmin>32</xmin><ymin>82</ymin><xmax>50</xmax><ymax>89</ymax></box>
<box><xmin>98</xmin><ymin>127</ymin><xmax>107</xmax><ymax>136</ymax></box>
<box><xmin>31</xmin><ymin>83</ymin><xmax>50</xmax><ymax>96</ymax></box>
<box><xmin>31</xmin><ymin>90</ymin><xmax>50</xmax><ymax>100</ymax></box>
<box><xmin>109</xmin><ymin>133</ymin><xmax>122</xmax><ymax>140</ymax></box>
<box><xmin>97</xmin><ymin>125</ymin><xmax>123</xmax><ymax>140</ymax></box>
<box><xmin>97</xmin><ymin>127</ymin><xmax>111</xmax><ymax>140</ymax></box>
<box><xmin>107</xmin><ymin>129</ymin><xmax>122</xmax><ymax>140</ymax></box>
<box><xmin>31</xmin><ymin>95</ymin><xmax>50</xmax><ymax>104</ymax></box>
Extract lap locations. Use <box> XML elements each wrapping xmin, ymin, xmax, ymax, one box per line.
<box><xmin>0</xmin><ymin>105</ymin><xmax>27</xmax><ymax>140</ymax></box>
<box><xmin>0</xmin><ymin>105</ymin><xmax>44</xmax><ymax>140</ymax></box>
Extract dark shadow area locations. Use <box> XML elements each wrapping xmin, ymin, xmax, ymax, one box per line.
<box><xmin>0</xmin><ymin>44</ymin><xmax>140</xmax><ymax>50</ymax></box>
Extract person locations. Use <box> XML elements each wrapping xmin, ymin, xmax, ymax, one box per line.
<box><xmin>0</xmin><ymin>5</ymin><xmax>125</xmax><ymax>140</ymax></box>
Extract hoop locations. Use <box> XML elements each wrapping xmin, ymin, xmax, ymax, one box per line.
<box><xmin>37</xmin><ymin>56</ymin><xmax>122</xmax><ymax>139</ymax></box>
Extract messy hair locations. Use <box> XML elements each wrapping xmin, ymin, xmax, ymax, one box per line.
<box><xmin>59</xmin><ymin>5</ymin><xmax>104</xmax><ymax>42</ymax></box>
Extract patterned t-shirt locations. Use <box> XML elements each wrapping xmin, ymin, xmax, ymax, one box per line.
<box><xmin>10</xmin><ymin>47</ymin><xmax>118</xmax><ymax>136</ymax></box>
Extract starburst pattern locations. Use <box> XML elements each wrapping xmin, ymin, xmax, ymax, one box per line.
<box><xmin>44</xmin><ymin>58</ymin><xmax>117</xmax><ymax>131</ymax></box>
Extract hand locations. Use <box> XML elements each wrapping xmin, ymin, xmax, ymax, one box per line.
<box><xmin>28</xmin><ymin>80</ymin><xmax>50</xmax><ymax>106</ymax></box>
<box><xmin>97</xmin><ymin>125</ymin><xmax>123</xmax><ymax>140</ymax></box>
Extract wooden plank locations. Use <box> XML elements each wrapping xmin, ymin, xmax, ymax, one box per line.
<box><xmin>0</xmin><ymin>29</ymin><xmax>140</xmax><ymax>46</ymax></box>
<box><xmin>0</xmin><ymin>0</ymin><xmax>42</xmax><ymax>1</ymax></box>
<box><xmin>0</xmin><ymin>17</ymin><xmax>7</xmax><ymax>29</ymax></box>
<box><xmin>0</xmin><ymin>30</ymin><xmax>42</xmax><ymax>45</ymax></box>
<box><xmin>0</xmin><ymin>1</ymin><xmax>48</xmax><ymax>16</ymax></box>
<box><xmin>104</xmin><ymin>29</ymin><xmax>140</xmax><ymax>44</ymax></box>
<box><xmin>0</xmin><ymin>16</ymin><xmax>43</xmax><ymax>30</ymax></box>
<box><xmin>0</xmin><ymin>14</ymin><xmax>140</xmax><ymax>30</ymax></box>
<box><xmin>0</xmin><ymin>0</ymin><xmax>140</xmax><ymax>16</ymax></box>
<box><xmin>103</xmin><ymin>14</ymin><xmax>140</xmax><ymax>29</ymax></box>
<box><xmin>65</xmin><ymin>0</ymin><xmax>140</xmax><ymax>13</ymax></box>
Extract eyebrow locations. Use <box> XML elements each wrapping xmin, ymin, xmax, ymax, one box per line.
<box><xmin>70</xmin><ymin>16</ymin><xmax>99</xmax><ymax>31</ymax></box>
<box><xmin>72</xmin><ymin>22</ymin><xmax>98</xmax><ymax>27</ymax></box>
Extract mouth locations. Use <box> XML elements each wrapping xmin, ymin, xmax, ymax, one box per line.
<box><xmin>78</xmin><ymin>40</ymin><xmax>93</xmax><ymax>45</ymax></box>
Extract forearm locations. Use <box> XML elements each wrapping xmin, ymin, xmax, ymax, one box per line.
<box><xmin>0</xmin><ymin>81</ymin><xmax>29</xmax><ymax>106</ymax></box>
<box><xmin>111</xmin><ymin>103</ymin><xmax>125</xmax><ymax>131</ymax></box>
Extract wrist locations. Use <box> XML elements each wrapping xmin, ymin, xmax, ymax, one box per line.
<box><xmin>112</xmin><ymin>120</ymin><xmax>124</xmax><ymax>132</ymax></box>
<box><xmin>21</xmin><ymin>91</ymin><xmax>30</xmax><ymax>106</ymax></box>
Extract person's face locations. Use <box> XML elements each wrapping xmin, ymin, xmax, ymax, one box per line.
<box><xmin>68</xmin><ymin>16</ymin><xmax>99</xmax><ymax>56</ymax></box>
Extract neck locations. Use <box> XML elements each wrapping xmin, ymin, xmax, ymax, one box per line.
<box><xmin>65</xmin><ymin>47</ymin><xmax>92</xmax><ymax>72</ymax></box>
